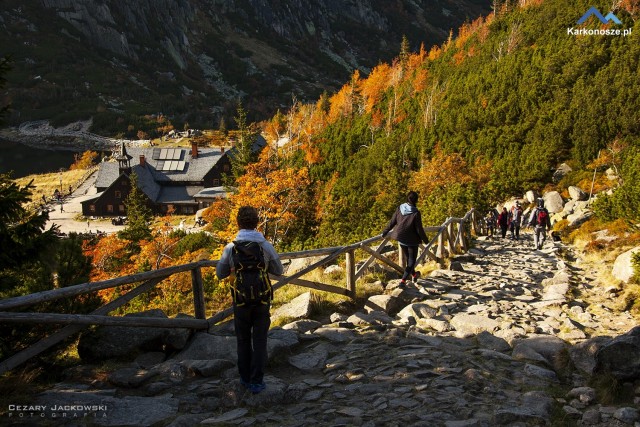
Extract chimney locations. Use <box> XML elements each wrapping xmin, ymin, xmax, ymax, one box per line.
<box><xmin>220</xmin><ymin>145</ymin><xmax>225</xmax><ymax>153</ymax></box>
<box><xmin>139</xmin><ymin>155</ymin><xmax>146</xmax><ymax>166</ymax></box>
<box><xmin>191</xmin><ymin>141</ymin><xmax>198</xmax><ymax>159</ymax></box>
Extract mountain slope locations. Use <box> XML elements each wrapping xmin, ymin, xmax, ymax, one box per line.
<box><xmin>0</xmin><ymin>0</ymin><xmax>491</xmax><ymax>135</ymax></box>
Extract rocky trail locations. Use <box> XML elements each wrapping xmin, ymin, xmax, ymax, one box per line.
<box><xmin>12</xmin><ymin>233</ymin><xmax>640</xmax><ymax>426</ymax></box>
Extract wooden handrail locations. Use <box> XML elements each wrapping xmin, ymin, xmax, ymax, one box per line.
<box><xmin>0</xmin><ymin>208</ymin><xmax>479</xmax><ymax>374</ymax></box>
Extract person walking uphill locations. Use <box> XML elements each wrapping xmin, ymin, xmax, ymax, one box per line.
<box><xmin>528</xmin><ymin>198</ymin><xmax>552</xmax><ymax>250</ymax></box>
<box><xmin>216</xmin><ymin>206</ymin><xmax>284</xmax><ymax>394</ymax></box>
<box><xmin>382</xmin><ymin>191</ymin><xmax>429</xmax><ymax>288</ymax></box>
<box><xmin>497</xmin><ymin>207</ymin><xmax>509</xmax><ymax>239</ymax></box>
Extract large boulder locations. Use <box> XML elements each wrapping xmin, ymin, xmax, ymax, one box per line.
<box><xmin>450</xmin><ymin>314</ymin><xmax>500</xmax><ymax>338</ymax></box>
<box><xmin>271</xmin><ymin>292</ymin><xmax>313</xmax><ymax>322</ymax></box>
<box><xmin>78</xmin><ymin>309</ymin><xmax>182</xmax><ymax>362</ymax></box>
<box><xmin>612</xmin><ymin>247</ymin><xmax>640</xmax><ymax>283</ymax></box>
<box><xmin>524</xmin><ymin>190</ymin><xmax>538</xmax><ymax>203</ymax></box>
<box><xmin>552</xmin><ymin>163</ymin><xmax>572</xmax><ymax>183</ymax></box>
<box><xmin>543</xmin><ymin>191</ymin><xmax>564</xmax><ymax>213</ymax></box>
<box><xmin>595</xmin><ymin>327</ymin><xmax>640</xmax><ymax>381</ymax></box>
<box><xmin>568</xmin><ymin>186</ymin><xmax>588</xmax><ymax>201</ymax></box>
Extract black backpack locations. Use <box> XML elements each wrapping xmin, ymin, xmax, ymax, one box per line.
<box><xmin>231</xmin><ymin>241</ymin><xmax>273</xmax><ymax>306</ymax></box>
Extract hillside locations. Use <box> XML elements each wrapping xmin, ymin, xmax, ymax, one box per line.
<box><xmin>242</xmin><ymin>0</ymin><xmax>640</xmax><ymax>247</ymax></box>
<box><xmin>0</xmin><ymin>0</ymin><xmax>490</xmax><ymax>136</ymax></box>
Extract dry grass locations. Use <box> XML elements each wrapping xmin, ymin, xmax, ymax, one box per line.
<box><xmin>14</xmin><ymin>168</ymin><xmax>90</xmax><ymax>207</ymax></box>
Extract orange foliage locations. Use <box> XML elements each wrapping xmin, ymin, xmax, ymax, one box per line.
<box><xmin>453</xmin><ymin>50</ymin><xmax>466</xmax><ymax>65</ymax></box>
<box><xmin>358</xmin><ymin>63</ymin><xmax>392</xmax><ymax>113</ymax></box>
<box><xmin>412</xmin><ymin>68</ymin><xmax>429</xmax><ymax>93</ymax></box>
<box><xmin>328</xmin><ymin>84</ymin><xmax>353</xmax><ymax>122</ymax></box>
<box><xmin>69</xmin><ymin>150</ymin><xmax>98</xmax><ymax>170</ymax></box>
<box><xmin>428</xmin><ymin>45</ymin><xmax>442</xmax><ymax>61</ymax></box>
<box><xmin>409</xmin><ymin>146</ymin><xmax>473</xmax><ymax>195</ymax></box>
<box><xmin>230</xmin><ymin>148</ymin><xmax>312</xmax><ymax>243</ymax></box>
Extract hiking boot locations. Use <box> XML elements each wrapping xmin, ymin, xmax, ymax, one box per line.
<box><xmin>412</xmin><ymin>271</ymin><xmax>421</xmax><ymax>283</ymax></box>
<box><xmin>250</xmin><ymin>382</ymin><xmax>266</xmax><ymax>394</ymax></box>
<box><xmin>398</xmin><ymin>281</ymin><xmax>407</xmax><ymax>289</ymax></box>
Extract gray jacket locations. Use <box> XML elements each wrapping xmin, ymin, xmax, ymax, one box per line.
<box><xmin>216</xmin><ymin>229</ymin><xmax>284</xmax><ymax>279</ymax></box>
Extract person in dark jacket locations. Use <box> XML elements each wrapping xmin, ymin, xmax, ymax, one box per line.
<box><xmin>381</xmin><ymin>191</ymin><xmax>429</xmax><ymax>287</ymax></box>
<box><xmin>497</xmin><ymin>207</ymin><xmax>509</xmax><ymax>239</ymax></box>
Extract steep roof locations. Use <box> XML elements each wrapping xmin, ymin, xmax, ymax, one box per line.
<box><xmin>94</xmin><ymin>146</ymin><xmax>227</xmax><ymax>189</ymax></box>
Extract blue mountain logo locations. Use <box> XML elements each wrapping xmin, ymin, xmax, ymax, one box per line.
<box><xmin>577</xmin><ymin>6</ymin><xmax>622</xmax><ymax>25</ymax></box>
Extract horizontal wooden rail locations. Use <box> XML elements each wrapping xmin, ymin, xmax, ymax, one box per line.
<box><xmin>0</xmin><ymin>209</ymin><xmax>479</xmax><ymax>374</ymax></box>
<box><xmin>0</xmin><ymin>312</ymin><xmax>209</xmax><ymax>329</ymax></box>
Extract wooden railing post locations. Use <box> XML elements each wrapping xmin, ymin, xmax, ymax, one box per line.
<box><xmin>191</xmin><ymin>267</ymin><xmax>206</xmax><ymax>319</ymax></box>
<box><xmin>345</xmin><ymin>250</ymin><xmax>356</xmax><ymax>299</ymax></box>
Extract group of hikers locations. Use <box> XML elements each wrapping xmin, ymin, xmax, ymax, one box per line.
<box><xmin>485</xmin><ymin>198</ymin><xmax>552</xmax><ymax>250</ymax></box>
<box><xmin>216</xmin><ymin>191</ymin><xmax>552</xmax><ymax>395</ymax></box>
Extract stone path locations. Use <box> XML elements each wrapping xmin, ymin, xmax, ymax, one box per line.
<box><xmin>11</xmin><ymin>233</ymin><xmax>640</xmax><ymax>426</ymax></box>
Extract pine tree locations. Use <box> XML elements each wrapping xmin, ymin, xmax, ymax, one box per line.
<box><xmin>119</xmin><ymin>172</ymin><xmax>153</xmax><ymax>242</ymax></box>
<box><xmin>229</xmin><ymin>102</ymin><xmax>258</xmax><ymax>180</ymax></box>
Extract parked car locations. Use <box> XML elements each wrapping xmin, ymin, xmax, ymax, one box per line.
<box><xmin>111</xmin><ymin>216</ymin><xmax>127</xmax><ymax>226</ymax></box>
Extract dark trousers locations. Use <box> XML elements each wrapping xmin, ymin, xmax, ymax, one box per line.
<box><xmin>400</xmin><ymin>244</ymin><xmax>419</xmax><ymax>281</ymax></box>
<box><xmin>500</xmin><ymin>225</ymin><xmax>508</xmax><ymax>238</ymax></box>
<box><xmin>233</xmin><ymin>302</ymin><xmax>270</xmax><ymax>384</ymax></box>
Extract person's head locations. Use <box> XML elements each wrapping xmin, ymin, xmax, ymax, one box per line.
<box><xmin>516</xmin><ymin>201</ymin><xmax>521</xmax><ymax>207</ymax></box>
<box><xmin>407</xmin><ymin>191</ymin><xmax>419</xmax><ymax>206</ymax></box>
<box><xmin>537</xmin><ymin>197</ymin><xmax>545</xmax><ymax>208</ymax></box>
<box><xmin>503</xmin><ymin>207</ymin><xmax>507</xmax><ymax>212</ymax></box>
<box><xmin>236</xmin><ymin>206</ymin><xmax>259</xmax><ymax>230</ymax></box>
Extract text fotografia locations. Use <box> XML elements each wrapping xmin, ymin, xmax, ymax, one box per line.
<box><xmin>568</xmin><ymin>6</ymin><xmax>632</xmax><ymax>37</ymax></box>
<box><xmin>567</xmin><ymin>27</ymin><xmax>632</xmax><ymax>37</ymax></box>
<box><xmin>7</xmin><ymin>404</ymin><xmax>108</xmax><ymax>419</ymax></box>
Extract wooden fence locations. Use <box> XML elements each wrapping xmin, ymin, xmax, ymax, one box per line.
<box><xmin>0</xmin><ymin>209</ymin><xmax>480</xmax><ymax>374</ymax></box>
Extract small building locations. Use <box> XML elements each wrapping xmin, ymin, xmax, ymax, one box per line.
<box><xmin>82</xmin><ymin>141</ymin><xmax>231</xmax><ymax>217</ymax></box>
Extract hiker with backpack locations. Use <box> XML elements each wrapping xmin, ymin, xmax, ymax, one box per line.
<box><xmin>216</xmin><ymin>206</ymin><xmax>284</xmax><ymax>394</ymax></box>
<box><xmin>510</xmin><ymin>201</ymin><xmax>524</xmax><ymax>240</ymax></box>
<box><xmin>381</xmin><ymin>191</ymin><xmax>429</xmax><ymax>288</ymax></box>
<box><xmin>528</xmin><ymin>198</ymin><xmax>552</xmax><ymax>250</ymax></box>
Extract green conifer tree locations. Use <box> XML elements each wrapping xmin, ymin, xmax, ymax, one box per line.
<box><xmin>119</xmin><ymin>172</ymin><xmax>153</xmax><ymax>242</ymax></box>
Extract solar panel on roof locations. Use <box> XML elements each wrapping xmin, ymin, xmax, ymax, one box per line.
<box><xmin>173</xmin><ymin>149</ymin><xmax>182</xmax><ymax>160</ymax></box>
<box><xmin>152</xmin><ymin>148</ymin><xmax>161</xmax><ymax>160</ymax></box>
<box><xmin>176</xmin><ymin>161</ymin><xmax>186</xmax><ymax>171</ymax></box>
<box><xmin>159</xmin><ymin>149</ymin><xmax>168</xmax><ymax>160</ymax></box>
<box><xmin>157</xmin><ymin>161</ymin><xmax>165</xmax><ymax>170</ymax></box>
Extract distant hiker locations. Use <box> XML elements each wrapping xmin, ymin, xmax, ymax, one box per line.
<box><xmin>510</xmin><ymin>201</ymin><xmax>524</xmax><ymax>240</ymax></box>
<box><xmin>497</xmin><ymin>207</ymin><xmax>509</xmax><ymax>239</ymax></box>
<box><xmin>485</xmin><ymin>209</ymin><xmax>497</xmax><ymax>238</ymax></box>
<box><xmin>528</xmin><ymin>198</ymin><xmax>552</xmax><ymax>250</ymax></box>
<box><xmin>60</xmin><ymin>203</ymin><xmax>64</xmax><ymax>213</ymax></box>
<box><xmin>382</xmin><ymin>191</ymin><xmax>429</xmax><ymax>288</ymax></box>
<box><xmin>68</xmin><ymin>185</ymin><xmax>72</xmax><ymax>195</ymax></box>
<box><xmin>41</xmin><ymin>194</ymin><xmax>46</xmax><ymax>204</ymax></box>
<box><xmin>216</xmin><ymin>206</ymin><xmax>283</xmax><ymax>394</ymax></box>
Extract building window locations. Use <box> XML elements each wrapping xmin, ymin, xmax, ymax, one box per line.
<box><xmin>89</xmin><ymin>205</ymin><xmax>96</xmax><ymax>212</ymax></box>
<box><xmin>121</xmin><ymin>179</ymin><xmax>127</xmax><ymax>186</ymax></box>
<box><xmin>115</xmin><ymin>191</ymin><xmax>121</xmax><ymax>199</ymax></box>
<box><xmin>223</xmin><ymin>164</ymin><xmax>230</xmax><ymax>172</ymax></box>
<box><xmin>213</xmin><ymin>179</ymin><xmax>220</xmax><ymax>186</ymax></box>
<box><xmin>184</xmin><ymin>207</ymin><xmax>194</xmax><ymax>214</ymax></box>
<box><xmin>107</xmin><ymin>205</ymin><xmax>114</xmax><ymax>213</ymax></box>
<box><xmin>119</xmin><ymin>205</ymin><xmax>125</xmax><ymax>213</ymax></box>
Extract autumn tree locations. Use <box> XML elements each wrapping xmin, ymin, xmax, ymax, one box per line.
<box><xmin>70</xmin><ymin>150</ymin><xmax>99</xmax><ymax>170</ymax></box>
<box><xmin>230</xmin><ymin>146</ymin><xmax>313</xmax><ymax>247</ymax></box>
